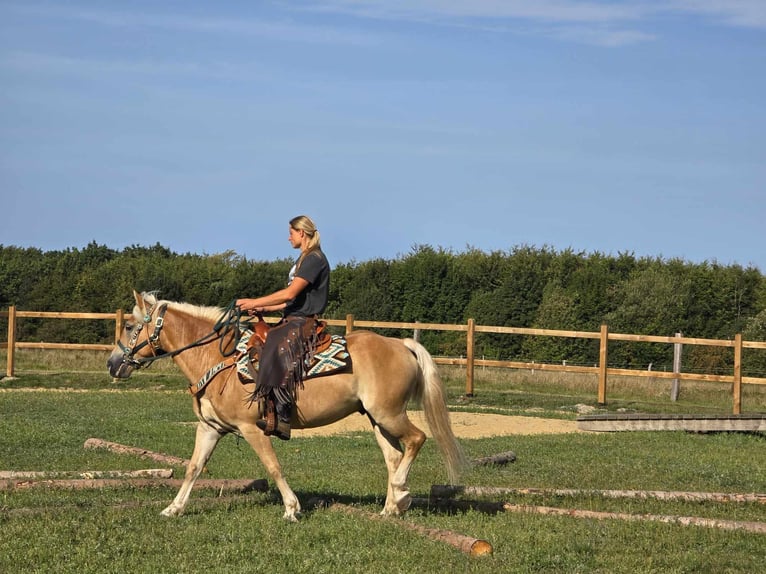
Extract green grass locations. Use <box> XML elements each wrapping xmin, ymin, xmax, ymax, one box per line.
<box><xmin>1</xmin><ymin>351</ymin><xmax>765</xmax><ymax>573</ymax></box>
<box><xmin>440</xmin><ymin>364</ymin><xmax>766</xmax><ymax>417</ymax></box>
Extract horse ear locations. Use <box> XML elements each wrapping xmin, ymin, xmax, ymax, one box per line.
<box><xmin>133</xmin><ymin>290</ymin><xmax>146</xmax><ymax>314</ymax></box>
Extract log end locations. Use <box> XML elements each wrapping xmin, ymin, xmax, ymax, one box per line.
<box><xmin>469</xmin><ymin>539</ymin><xmax>493</xmax><ymax>556</ymax></box>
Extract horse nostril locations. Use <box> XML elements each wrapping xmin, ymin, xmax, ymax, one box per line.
<box><xmin>107</xmin><ymin>354</ymin><xmax>127</xmax><ymax>377</ymax></box>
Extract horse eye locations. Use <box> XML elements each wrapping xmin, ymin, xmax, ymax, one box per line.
<box><xmin>125</xmin><ymin>322</ymin><xmax>134</xmax><ymax>332</ymax></box>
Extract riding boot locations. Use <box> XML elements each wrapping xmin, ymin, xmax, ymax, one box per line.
<box><xmin>273</xmin><ymin>400</ymin><xmax>292</xmax><ymax>441</ymax></box>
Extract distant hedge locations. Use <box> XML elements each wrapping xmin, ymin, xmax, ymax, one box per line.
<box><xmin>2</xmin><ymin>242</ymin><xmax>765</xmax><ymax>375</ymax></box>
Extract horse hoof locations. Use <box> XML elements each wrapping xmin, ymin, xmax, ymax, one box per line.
<box><xmin>161</xmin><ymin>506</ymin><xmax>181</xmax><ymax>517</ymax></box>
<box><xmin>380</xmin><ymin>506</ymin><xmax>401</xmax><ymax>517</ymax></box>
<box><xmin>396</xmin><ymin>495</ymin><xmax>412</xmax><ymax>513</ymax></box>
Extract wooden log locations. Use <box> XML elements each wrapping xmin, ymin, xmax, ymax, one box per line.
<box><xmin>500</xmin><ymin>503</ymin><xmax>766</xmax><ymax>535</ymax></box>
<box><xmin>471</xmin><ymin>451</ymin><xmax>516</xmax><ymax>466</ymax></box>
<box><xmin>5</xmin><ymin>492</ymin><xmax>267</xmax><ymax>518</ymax></box>
<box><xmin>419</xmin><ymin>496</ymin><xmax>766</xmax><ymax>535</ymax></box>
<box><xmin>0</xmin><ymin>478</ymin><xmax>268</xmax><ymax>492</ymax></box>
<box><xmin>0</xmin><ymin>469</ymin><xmax>173</xmax><ymax>480</ymax></box>
<box><xmin>83</xmin><ymin>438</ymin><xmax>190</xmax><ymax>467</ymax></box>
<box><xmin>322</xmin><ymin>501</ymin><xmax>492</xmax><ymax>557</ymax></box>
<box><xmin>430</xmin><ymin>485</ymin><xmax>766</xmax><ymax>504</ymax></box>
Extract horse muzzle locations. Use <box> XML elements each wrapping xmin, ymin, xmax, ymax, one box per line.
<box><xmin>107</xmin><ymin>351</ymin><xmax>135</xmax><ymax>379</ymax></box>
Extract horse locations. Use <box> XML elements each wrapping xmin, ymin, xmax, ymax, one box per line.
<box><xmin>107</xmin><ymin>291</ymin><xmax>465</xmax><ymax>521</ymax></box>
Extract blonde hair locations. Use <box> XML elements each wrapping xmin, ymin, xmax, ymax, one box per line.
<box><xmin>290</xmin><ymin>215</ymin><xmax>322</xmax><ymax>269</ymax></box>
<box><xmin>290</xmin><ymin>215</ymin><xmax>321</xmax><ymax>252</ymax></box>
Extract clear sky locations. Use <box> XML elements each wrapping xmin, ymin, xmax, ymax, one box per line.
<box><xmin>1</xmin><ymin>1</ymin><xmax>764</xmax><ymax>271</ymax></box>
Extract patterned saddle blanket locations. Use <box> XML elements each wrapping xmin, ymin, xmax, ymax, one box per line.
<box><xmin>235</xmin><ymin>328</ymin><xmax>350</xmax><ymax>382</ymax></box>
<box><xmin>191</xmin><ymin>328</ymin><xmax>351</xmax><ymax>395</ymax></box>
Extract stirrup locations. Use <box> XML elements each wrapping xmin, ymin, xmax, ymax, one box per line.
<box><xmin>256</xmin><ymin>418</ymin><xmax>291</xmax><ymax>440</ymax></box>
<box><xmin>257</xmin><ymin>399</ymin><xmax>278</xmax><ymax>434</ymax></box>
<box><xmin>273</xmin><ymin>421</ymin><xmax>291</xmax><ymax>441</ymax></box>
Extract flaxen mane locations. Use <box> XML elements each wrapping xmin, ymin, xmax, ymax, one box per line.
<box><xmin>134</xmin><ymin>292</ymin><xmax>223</xmax><ymax>323</ymax></box>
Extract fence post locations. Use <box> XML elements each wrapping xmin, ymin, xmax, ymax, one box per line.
<box><xmin>345</xmin><ymin>314</ymin><xmax>354</xmax><ymax>336</ymax></box>
<box><xmin>597</xmin><ymin>324</ymin><xmax>608</xmax><ymax>405</ymax></box>
<box><xmin>733</xmin><ymin>333</ymin><xmax>742</xmax><ymax>415</ymax></box>
<box><xmin>671</xmin><ymin>332</ymin><xmax>682</xmax><ymax>401</ymax></box>
<box><xmin>465</xmin><ymin>318</ymin><xmax>475</xmax><ymax>397</ymax></box>
<box><xmin>6</xmin><ymin>305</ymin><xmax>16</xmax><ymax>378</ymax></box>
<box><xmin>114</xmin><ymin>310</ymin><xmax>124</xmax><ymax>344</ymax></box>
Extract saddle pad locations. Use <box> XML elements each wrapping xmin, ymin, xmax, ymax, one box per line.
<box><xmin>306</xmin><ymin>336</ymin><xmax>351</xmax><ymax>378</ymax></box>
<box><xmin>235</xmin><ymin>330</ymin><xmax>350</xmax><ymax>383</ymax></box>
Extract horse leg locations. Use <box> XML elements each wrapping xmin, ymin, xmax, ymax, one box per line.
<box><xmin>371</xmin><ymin>415</ymin><xmax>426</xmax><ymax>516</ymax></box>
<box><xmin>161</xmin><ymin>422</ymin><xmax>223</xmax><ymax>517</ymax></box>
<box><xmin>372</xmin><ymin>425</ymin><xmax>406</xmax><ymax>515</ymax></box>
<box><xmin>239</xmin><ymin>423</ymin><xmax>302</xmax><ymax>522</ymax></box>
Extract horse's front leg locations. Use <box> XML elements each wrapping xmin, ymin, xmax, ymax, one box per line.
<box><xmin>161</xmin><ymin>422</ymin><xmax>223</xmax><ymax>517</ymax></box>
<box><xmin>239</xmin><ymin>423</ymin><xmax>301</xmax><ymax>521</ymax></box>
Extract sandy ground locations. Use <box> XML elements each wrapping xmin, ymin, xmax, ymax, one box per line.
<box><xmin>293</xmin><ymin>411</ymin><xmax>580</xmax><ymax>439</ymax></box>
<box><xmin>0</xmin><ymin>388</ymin><xmax>578</xmax><ymax>438</ymax></box>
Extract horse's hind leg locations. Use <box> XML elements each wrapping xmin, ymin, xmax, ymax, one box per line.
<box><xmin>371</xmin><ymin>414</ymin><xmax>426</xmax><ymax>516</ymax></box>
<box><xmin>162</xmin><ymin>422</ymin><xmax>223</xmax><ymax>517</ymax></box>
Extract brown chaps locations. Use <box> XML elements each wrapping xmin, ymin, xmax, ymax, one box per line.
<box><xmin>255</xmin><ymin>316</ymin><xmax>318</xmax><ymax>424</ymax></box>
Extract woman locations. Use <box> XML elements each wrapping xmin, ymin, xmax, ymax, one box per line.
<box><xmin>236</xmin><ymin>215</ymin><xmax>330</xmax><ymax>440</ymax></box>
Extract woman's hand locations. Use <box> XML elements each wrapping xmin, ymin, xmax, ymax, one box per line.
<box><xmin>236</xmin><ymin>299</ymin><xmax>258</xmax><ymax>313</ymax></box>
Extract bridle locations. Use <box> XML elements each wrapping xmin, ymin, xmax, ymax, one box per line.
<box><xmin>117</xmin><ymin>302</ymin><xmax>171</xmax><ymax>369</ymax></box>
<box><xmin>117</xmin><ymin>300</ymin><xmax>245</xmax><ymax>370</ymax></box>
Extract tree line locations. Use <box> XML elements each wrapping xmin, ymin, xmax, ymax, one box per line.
<box><xmin>2</xmin><ymin>242</ymin><xmax>765</xmax><ymax>376</ymax></box>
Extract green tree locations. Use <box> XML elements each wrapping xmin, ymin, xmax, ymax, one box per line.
<box><xmin>2</xmin><ymin>241</ymin><xmax>765</xmax><ymax>362</ymax></box>
<box><xmin>604</xmin><ymin>260</ymin><xmax>694</xmax><ymax>368</ymax></box>
<box><xmin>330</xmin><ymin>258</ymin><xmax>395</xmax><ymax>322</ymax></box>
<box><xmin>465</xmin><ymin>245</ymin><xmax>555</xmax><ymax>359</ymax></box>
<box><xmin>522</xmin><ymin>282</ymin><xmax>596</xmax><ymax>365</ymax></box>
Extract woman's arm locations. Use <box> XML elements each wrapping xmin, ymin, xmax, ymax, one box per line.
<box><xmin>236</xmin><ymin>277</ymin><xmax>309</xmax><ymax>313</ymax></box>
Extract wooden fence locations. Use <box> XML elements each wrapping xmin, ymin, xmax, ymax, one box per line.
<box><xmin>2</xmin><ymin>307</ymin><xmax>766</xmax><ymax>414</ymax></box>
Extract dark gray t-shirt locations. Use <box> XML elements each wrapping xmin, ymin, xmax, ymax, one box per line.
<box><xmin>283</xmin><ymin>249</ymin><xmax>330</xmax><ymax>317</ymax></box>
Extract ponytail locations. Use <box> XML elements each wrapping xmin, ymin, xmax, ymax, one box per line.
<box><xmin>290</xmin><ymin>215</ymin><xmax>321</xmax><ymax>268</ymax></box>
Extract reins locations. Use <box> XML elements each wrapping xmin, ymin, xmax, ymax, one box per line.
<box><xmin>119</xmin><ymin>300</ymin><xmax>246</xmax><ymax>369</ymax></box>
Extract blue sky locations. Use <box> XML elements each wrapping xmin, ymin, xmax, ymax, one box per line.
<box><xmin>1</xmin><ymin>1</ymin><xmax>764</xmax><ymax>271</ymax></box>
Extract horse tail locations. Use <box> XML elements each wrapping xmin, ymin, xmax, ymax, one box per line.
<box><xmin>402</xmin><ymin>338</ymin><xmax>467</xmax><ymax>484</ymax></box>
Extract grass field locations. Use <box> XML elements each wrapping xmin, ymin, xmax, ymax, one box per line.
<box><xmin>1</xmin><ymin>350</ymin><xmax>765</xmax><ymax>573</ymax></box>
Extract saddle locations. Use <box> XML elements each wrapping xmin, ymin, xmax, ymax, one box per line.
<box><xmin>246</xmin><ymin>315</ymin><xmax>332</xmax><ymax>361</ymax></box>
<box><xmin>191</xmin><ymin>316</ymin><xmax>347</xmax><ymax>396</ymax></box>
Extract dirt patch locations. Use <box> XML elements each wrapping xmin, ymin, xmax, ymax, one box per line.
<box><xmin>1</xmin><ymin>388</ymin><xmax>578</xmax><ymax>438</ymax></box>
<box><xmin>293</xmin><ymin>411</ymin><xmax>580</xmax><ymax>439</ymax></box>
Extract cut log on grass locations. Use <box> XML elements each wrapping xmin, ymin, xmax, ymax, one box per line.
<box><xmin>419</xmin><ymin>496</ymin><xmax>766</xmax><ymax>535</ymax></box>
<box><xmin>0</xmin><ymin>469</ymin><xmax>173</xmax><ymax>480</ymax></box>
<box><xmin>472</xmin><ymin>451</ymin><xmax>516</xmax><ymax>466</ymax></box>
<box><xmin>1</xmin><ymin>477</ymin><xmax>268</xmax><ymax>493</ymax></box>
<box><xmin>321</xmin><ymin>500</ymin><xmax>492</xmax><ymax>557</ymax></box>
<box><xmin>431</xmin><ymin>485</ymin><xmax>766</xmax><ymax>504</ymax></box>
<box><xmin>500</xmin><ymin>503</ymin><xmax>766</xmax><ymax>535</ymax></box>
<box><xmin>83</xmin><ymin>438</ymin><xmax>190</xmax><ymax>467</ymax></box>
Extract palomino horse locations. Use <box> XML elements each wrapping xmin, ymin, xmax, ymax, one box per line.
<box><xmin>107</xmin><ymin>291</ymin><xmax>465</xmax><ymax>521</ymax></box>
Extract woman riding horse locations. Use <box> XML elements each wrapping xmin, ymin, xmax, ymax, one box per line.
<box><xmin>237</xmin><ymin>215</ymin><xmax>330</xmax><ymax>441</ymax></box>
<box><xmin>108</xmin><ymin>290</ymin><xmax>464</xmax><ymax>520</ymax></box>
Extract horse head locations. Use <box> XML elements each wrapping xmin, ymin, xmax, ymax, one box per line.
<box><xmin>108</xmin><ymin>291</ymin><xmax>245</xmax><ymax>380</ymax></box>
<box><xmin>107</xmin><ymin>290</ymin><xmax>168</xmax><ymax>378</ymax></box>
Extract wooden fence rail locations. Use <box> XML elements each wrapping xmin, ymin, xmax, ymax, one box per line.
<box><xmin>2</xmin><ymin>307</ymin><xmax>766</xmax><ymax>413</ymax></box>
